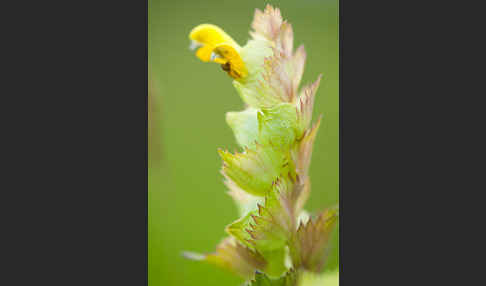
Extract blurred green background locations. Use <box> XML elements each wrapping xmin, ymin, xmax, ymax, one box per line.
<box><xmin>148</xmin><ymin>0</ymin><xmax>339</xmax><ymax>285</ymax></box>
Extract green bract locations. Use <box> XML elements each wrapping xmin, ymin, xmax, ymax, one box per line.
<box><xmin>185</xmin><ymin>4</ymin><xmax>339</xmax><ymax>285</ymax></box>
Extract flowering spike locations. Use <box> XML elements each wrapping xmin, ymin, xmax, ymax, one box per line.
<box><xmin>186</xmin><ymin>5</ymin><xmax>338</xmax><ymax>284</ymax></box>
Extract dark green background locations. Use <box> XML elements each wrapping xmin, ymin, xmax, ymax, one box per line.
<box><xmin>149</xmin><ymin>0</ymin><xmax>338</xmax><ymax>285</ymax></box>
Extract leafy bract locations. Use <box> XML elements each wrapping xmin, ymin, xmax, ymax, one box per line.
<box><xmin>292</xmin><ymin>117</ymin><xmax>321</xmax><ymax>179</ymax></box>
<box><xmin>225</xmin><ymin>194</ymin><xmax>289</xmax><ymax>277</ymax></box>
<box><xmin>219</xmin><ymin>143</ymin><xmax>287</xmax><ymax>197</ymax></box>
<box><xmin>258</xmin><ymin>103</ymin><xmax>299</xmax><ymax>150</ymax></box>
<box><xmin>183</xmin><ymin>237</ymin><xmax>266</xmax><ymax>279</ymax></box>
<box><xmin>226</xmin><ymin>174</ymin><xmax>310</xmax><ymax>277</ymax></box>
<box><xmin>289</xmin><ymin>207</ymin><xmax>339</xmax><ymax>272</ymax></box>
<box><xmin>225</xmin><ymin>174</ymin><xmax>309</xmax><ymax>248</ymax></box>
<box><xmin>296</xmin><ymin>75</ymin><xmax>322</xmax><ymax>134</ymax></box>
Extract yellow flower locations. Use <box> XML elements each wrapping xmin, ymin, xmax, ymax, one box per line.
<box><xmin>189</xmin><ymin>24</ymin><xmax>248</xmax><ymax>79</ymax></box>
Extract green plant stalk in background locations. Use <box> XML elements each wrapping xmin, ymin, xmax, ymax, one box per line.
<box><xmin>183</xmin><ymin>5</ymin><xmax>339</xmax><ymax>285</ymax></box>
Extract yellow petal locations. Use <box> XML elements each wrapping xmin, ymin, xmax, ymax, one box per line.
<box><xmin>189</xmin><ymin>24</ymin><xmax>238</xmax><ymax>48</ymax></box>
<box><xmin>213</xmin><ymin>44</ymin><xmax>248</xmax><ymax>79</ymax></box>
<box><xmin>195</xmin><ymin>44</ymin><xmax>214</xmax><ymax>62</ymax></box>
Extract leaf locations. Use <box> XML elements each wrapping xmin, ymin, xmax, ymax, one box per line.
<box><xmin>247</xmin><ymin>269</ymin><xmax>298</xmax><ymax>286</ymax></box>
<box><xmin>289</xmin><ymin>207</ymin><xmax>339</xmax><ymax>272</ymax></box>
<box><xmin>182</xmin><ymin>237</ymin><xmax>266</xmax><ymax>279</ymax></box>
